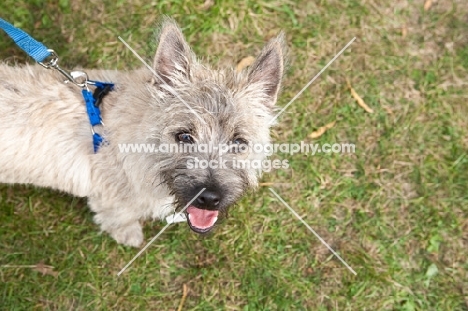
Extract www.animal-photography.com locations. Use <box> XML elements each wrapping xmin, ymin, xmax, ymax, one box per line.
<box><xmin>1</xmin><ymin>1</ymin><xmax>467</xmax><ymax>310</ymax></box>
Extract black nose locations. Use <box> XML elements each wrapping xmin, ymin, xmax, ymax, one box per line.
<box><xmin>196</xmin><ymin>190</ymin><xmax>221</xmax><ymax>209</ymax></box>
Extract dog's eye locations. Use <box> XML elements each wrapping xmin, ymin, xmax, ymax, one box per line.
<box><xmin>230</xmin><ymin>138</ymin><xmax>249</xmax><ymax>153</ymax></box>
<box><xmin>233</xmin><ymin>138</ymin><xmax>248</xmax><ymax>145</ymax></box>
<box><xmin>176</xmin><ymin>132</ymin><xmax>193</xmax><ymax>143</ymax></box>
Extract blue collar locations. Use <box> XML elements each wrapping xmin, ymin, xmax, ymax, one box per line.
<box><xmin>82</xmin><ymin>81</ymin><xmax>114</xmax><ymax>152</ymax></box>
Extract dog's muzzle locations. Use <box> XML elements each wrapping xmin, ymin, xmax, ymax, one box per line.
<box><xmin>185</xmin><ymin>189</ymin><xmax>221</xmax><ymax>233</ymax></box>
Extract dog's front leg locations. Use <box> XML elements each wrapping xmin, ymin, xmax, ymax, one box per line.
<box><xmin>89</xmin><ymin>197</ymin><xmax>144</xmax><ymax>247</ymax></box>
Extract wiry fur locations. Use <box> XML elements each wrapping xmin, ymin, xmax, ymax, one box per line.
<box><xmin>0</xmin><ymin>18</ymin><xmax>287</xmax><ymax>247</ymax></box>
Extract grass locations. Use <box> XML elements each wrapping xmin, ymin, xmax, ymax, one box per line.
<box><xmin>1</xmin><ymin>0</ymin><xmax>467</xmax><ymax>310</ymax></box>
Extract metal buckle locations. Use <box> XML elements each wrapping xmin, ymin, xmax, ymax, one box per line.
<box><xmin>38</xmin><ymin>49</ymin><xmax>89</xmax><ymax>88</ymax></box>
<box><xmin>90</xmin><ymin>121</ymin><xmax>105</xmax><ymax>134</ymax></box>
<box><xmin>38</xmin><ymin>49</ymin><xmax>59</xmax><ymax>69</ymax></box>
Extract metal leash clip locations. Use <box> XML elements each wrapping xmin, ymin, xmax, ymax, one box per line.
<box><xmin>38</xmin><ymin>49</ymin><xmax>89</xmax><ymax>88</ymax></box>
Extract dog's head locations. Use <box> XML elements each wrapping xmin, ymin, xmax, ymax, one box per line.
<box><xmin>142</xmin><ymin>17</ymin><xmax>287</xmax><ymax>233</ymax></box>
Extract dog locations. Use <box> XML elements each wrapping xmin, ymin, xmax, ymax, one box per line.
<box><xmin>0</xmin><ymin>17</ymin><xmax>286</xmax><ymax>247</ymax></box>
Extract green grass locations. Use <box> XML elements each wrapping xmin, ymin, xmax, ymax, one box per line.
<box><xmin>1</xmin><ymin>0</ymin><xmax>468</xmax><ymax>310</ymax></box>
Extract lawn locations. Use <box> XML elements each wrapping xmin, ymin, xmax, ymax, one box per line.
<box><xmin>1</xmin><ymin>0</ymin><xmax>467</xmax><ymax>310</ymax></box>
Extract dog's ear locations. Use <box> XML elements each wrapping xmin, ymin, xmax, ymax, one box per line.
<box><xmin>152</xmin><ymin>18</ymin><xmax>193</xmax><ymax>86</ymax></box>
<box><xmin>248</xmin><ymin>33</ymin><xmax>287</xmax><ymax>107</ymax></box>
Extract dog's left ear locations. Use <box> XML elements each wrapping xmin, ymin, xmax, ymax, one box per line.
<box><xmin>248</xmin><ymin>32</ymin><xmax>287</xmax><ymax>107</ymax></box>
<box><xmin>152</xmin><ymin>17</ymin><xmax>193</xmax><ymax>86</ymax></box>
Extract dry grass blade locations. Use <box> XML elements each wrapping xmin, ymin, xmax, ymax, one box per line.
<box><xmin>308</xmin><ymin>121</ymin><xmax>336</xmax><ymax>139</ymax></box>
<box><xmin>401</xmin><ymin>26</ymin><xmax>408</xmax><ymax>38</ymax></box>
<box><xmin>199</xmin><ymin>0</ymin><xmax>214</xmax><ymax>10</ymax></box>
<box><xmin>259</xmin><ymin>182</ymin><xmax>292</xmax><ymax>186</ymax></box>
<box><xmin>33</xmin><ymin>262</ymin><xmax>58</xmax><ymax>277</ymax></box>
<box><xmin>236</xmin><ymin>56</ymin><xmax>255</xmax><ymax>72</ymax></box>
<box><xmin>346</xmin><ymin>78</ymin><xmax>374</xmax><ymax>113</ymax></box>
<box><xmin>177</xmin><ymin>284</ymin><xmax>188</xmax><ymax>311</ymax></box>
<box><xmin>382</xmin><ymin>105</ymin><xmax>393</xmax><ymax>114</ymax></box>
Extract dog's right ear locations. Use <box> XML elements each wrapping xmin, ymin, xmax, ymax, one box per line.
<box><xmin>247</xmin><ymin>33</ymin><xmax>287</xmax><ymax>108</ymax></box>
<box><xmin>152</xmin><ymin>18</ymin><xmax>193</xmax><ymax>86</ymax></box>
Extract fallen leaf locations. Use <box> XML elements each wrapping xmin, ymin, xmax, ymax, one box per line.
<box><xmin>401</xmin><ymin>26</ymin><xmax>408</xmax><ymax>38</ymax></box>
<box><xmin>382</xmin><ymin>105</ymin><xmax>393</xmax><ymax>114</ymax></box>
<box><xmin>200</xmin><ymin>0</ymin><xmax>214</xmax><ymax>10</ymax></box>
<box><xmin>33</xmin><ymin>262</ymin><xmax>58</xmax><ymax>277</ymax></box>
<box><xmin>308</xmin><ymin>121</ymin><xmax>336</xmax><ymax>139</ymax></box>
<box><xmin>346</xmin><ymin>79</ymin><xmax>373</xmax><ymax>113</ymax></box>
<box><xmin>425</xmin><ymin>263</ymin><xmax>438</xmax><ymax>278</ymax></box>
<box><xmin>424</xmin><ymin>0</ymin><xmax>432</xmax><ymax>10</ymax></box>
<box><xmin>236</xmin><ymin>56</ymin><xmax>255</xmax><ymax>72</ymax></box>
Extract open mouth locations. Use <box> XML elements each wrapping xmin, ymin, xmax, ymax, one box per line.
<box><xmin>186</xmin><ymin>205</ymin><xmax>219</xmax><ymax>233</ymax></box>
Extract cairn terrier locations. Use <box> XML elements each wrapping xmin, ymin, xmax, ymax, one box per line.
<box><xmin>0</xmin><ymin>18</ymin><xmax>286</xmax><ymax>247</ymax></box>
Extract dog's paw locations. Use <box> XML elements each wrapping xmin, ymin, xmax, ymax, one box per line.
<box><xmin>110</xmin><ymin>223</ymin><xmax>144</xmax><ymax>248</ymax></box>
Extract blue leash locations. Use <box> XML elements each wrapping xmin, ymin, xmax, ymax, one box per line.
<box><xmin>0</xmin><ymin>17</ymin><xmax>113</xmax><ymax>153</ymax></box>
<box><xmin>0</xmin><ymin>18</ymin><xmax>51</xmax><ymax>62</ymax></box>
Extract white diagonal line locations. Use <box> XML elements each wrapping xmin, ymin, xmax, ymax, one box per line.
<box><xmin>117</xmin><ymin>188</ymin><xmax>206</xmax><ymax>276</ymax></box>
<box><xmin>269</xmin><ymin>37</ymin><xmax>356</xmax><ymax>125</ymax></box>
<box><xmin>268</xmin><ymin>188</ymin><xmax>357</xmax><ymax>275</ymax></box>
<box><xmin>118</xmin><ymin>36</ymin><xmax>206</xmax><ymax>125</ymax></box>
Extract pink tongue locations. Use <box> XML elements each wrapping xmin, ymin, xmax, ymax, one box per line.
<box><xmin>187</xmin><ymin>206</ymin><xmax>219</xmax><ymax>229</ymax></box>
